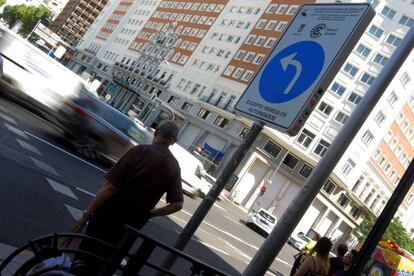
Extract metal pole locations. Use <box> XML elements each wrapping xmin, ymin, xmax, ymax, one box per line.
<box><xmin>243</xmin><ymin>26</ymin><xmax>414</xmax><ymax>276</ymax></box>
<box><xmin>349</xmin><ymin>159</ymin><xmax>414</xmax><ymax>275</ymax></box>
<box><xmin>160</xmin><ymin>121</ymin><xmax>264</xmax><ymax>271</ymax></box>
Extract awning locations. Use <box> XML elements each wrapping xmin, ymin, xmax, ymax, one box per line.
<box><xmin>203</xmin><ymin>143</ymin><xmax>225</xmax><ymax>160</ymax></box>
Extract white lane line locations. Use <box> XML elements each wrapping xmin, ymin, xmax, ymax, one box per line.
<box><xmin>64</xmin><ymin>204</ymin><xmax>83</xmax><ymax>220</ymax></box>
<box><xmin>213</xmin><ymin>203</ymin><xmax>227</xmax><ymax>212</ymax></box>
<box><xmin>0</xmin><ymin>105</ymin><xmax>9</xmax><ymax>113</ymax></box>
<box><xmin>4</xmin><ymin>123</ymin><xmax>28</xmax><ymax>139</ymax></box>
<box><xmin>224</xmin><ymin>215</ymin><xmax>244</xmax><ymax>226</ymax></box>
<box><xmin>25</xmin><ymin>131</ymin><xmax>106</xmax><ymax>173</ymax></box>
<box><xmin>199</xmin><ymin>241</ymin><xmax>229</xmax><ymax>256</ymax></box>
<box><xmin>0</xmin><ymin>113</ymin><xmax>17</xmax><ymax>125</ymax></box>
<box><xmin>30</xmin><ymin>157</ymin><xmax>59</xmax><ymax>176</ymax></box>
<box><xmin>181</xmin><ymin>209</ymin><xmax>259</xmax><ymax>251</ymax></box>
<box><xmin>76</xmin><ymin>187</ymin><xmax>96</xmax><ymax>197</ymax></box>
<box><xmin>16</xmin><ymin>138</ymin><xmax>42</xmax><ymax>156</ymax></box>
<box><xmin>47</xmin><ymin>178</ymin><xmax>78</xmax><ymax>200</ymax></box>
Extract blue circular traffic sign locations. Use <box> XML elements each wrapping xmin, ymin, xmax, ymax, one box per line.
<box><xmin>259</xmin><ymin>41</ymin><xmax>325</xmax><ymax>103</ymax></box>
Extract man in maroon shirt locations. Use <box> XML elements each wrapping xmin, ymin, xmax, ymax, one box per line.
<box><xmin>74</xmin><ymin>120</ymin><xmax>183</xmax><ymax>275</ymax></box>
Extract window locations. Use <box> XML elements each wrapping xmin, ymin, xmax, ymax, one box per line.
<box><xmin>350</xmin><ymin>204</ymin><xmax>361</xmax><ymax>219</ymax></box>
<box><xmin>330</xmin><ymin>82</ymin><xmax>346</xmax><ymax>96</ymax></box>
<box><xmin>233</xmin><ymin>68</ymin><xmax>244</xmax><ymax>78</ymax></box>
<box><xmin>352</xmin><ymin>175</ymin><xmax>364</xmax><ymax>192</ymax></box>
<box><xmin>347</xmin><ymin>92</ymin><xmax>363</xmax><ymax>105</ymax></box>
<box><xmin>276</xmin><ymin>21</ymin><xmax>288</xmax><ymax>32</ymax></box>
<box><xmin>234</xmin><ymin>50</ymin><xmax>245</xmax><ymax>60</ymax></box>
<box><xmin>263</xmin><ymin>140</ymin><xmax>281</xmax><ymax>159</ymax></box>
<box><xmin>197</xmin><ymin>108</ymin><xmax>210</xmax><ymax>119</ymax></box>
<box><xmin>314</xmin><ymin>139</ymin><xmax>330</xmax><ymax>157</ymax></box>
<box><xmin>368</xmin><ymin>25</ymin><xmax>384</xmax><ymax>39</ymax></box>
<box><xmin>282</xmin><ymin>153</ymin><xmax>298</xmax><ymax>169</ymax></box>
<box><xmin>360</xmin><ymin>73</ymin><xmax>376</xmax><ymax>85</ymax></box>
<box><xmin>265</xmin><ymin>38</ymin><xmax>276</xmax><ymax>48</ymax></box>
<box><xmin>386</xmin><ymin>34</ymin><xmax>402</xmax><ymax>47</ymax></box>
<box><xmin>400</xmin><ymin>72</ymin><xmax>411</xmax><ymax>87</ymax></box>
<box><xmin>223</xmin><ymin>65</ymin><xmax>235</xmax><ymax>76</ymax></box>
<box><xmin>167</xmin><ymin>96</ymin><xmax>179</xmax><ymax>106</ymax></box>
<box><xmin>381</xmin><ymin>6</ymin><xmax>396</xmax><ymax>19</ymax></box>
<box><xmin>181</xmin><ymin>102</ymin><xmax>193</xmax><ymax>112</ymax></box>
<box><xmin>362</xmin><ymin>130</ymin><xmax>374</xmax><ymax>145</ymax></box>
<box><xmin>239</xmin><ymin>127</ymin><xmax>250</xmax><ymax>139</ymax></box>
<box><xmin>341</xmin><ymin>158</ymin><xmax>355</xmax><ymax>176</ymax></box>
<box><xmin>323</xmin><ymin>180</ymin><xmax>336</xmax><ymax>194</ymax></box>
<box><xmin>343</xmin><ymin>63</ymin><xmax>359</xmax><ymax>77</ymax></box>
<box><xmin>373</xmin><ymin>53</ymin><xmax>389</xmax><ymax>66</ymax></box>
<box><xmin>318</xmin><ymin>101</ymin><xmax>333</xmax><ymax>116</ymax></box>
<box><xmin>213</xmin><ymin>116</ymin><xmax>229</xmax><ymax>128</ymax></box>
<box><xmin>256</xmin><ymin>19</ymin><xmax>267</xmax><ymax>29</ymax></box>
<box><xmin>355</xmin><ymin>44</ymin><xmax>372</xmax><ymax>58</ymax></box>
<box><xmin>337</xmin><ymin>194</ymin><xmax>350</xmax><ymax>208</ymax></box>
<box><xmin>253</xmin><ymin>54</ymin><xmax>265</xmax><ymax>65</ymax></box>
<box><xmin>265</xmin><ymin>20</ymin><xmax>277</xmax><ymax>30</ymax></box>
<box><xmin>242</xmin><ymin>71</ymin><xmax>254</xmax><ymax>81</ymax></box>
<box><xmin>245</xmin><ymin>34</ymin><xmax>256</xmax><ymax>44</ymax></box>
<box><xmin>299</xmin><ymin>164</ymin><xmax>313</xmax><ymax>178</ymax></box>
<box><xmin>297</xmin><ymin>129</ymin><xmax>315</xmax><ymax>148</ymax></box>
<box><xmin>387</xmin><ymin>91</ymin><xmax>398</xmax><ymax>106</ymax></box>
<box><xmin>399</xmin><ymin>15</ymin><xmax>414</xmax><ymax>28</ymax></box>
<box><xmin>243</xmin><ymin>52</ymin><xmax>255</xmax><ymax>62</ymax></box>
<box><xmin>374</xmin><ymin>111</ymin><xmax>386</xmax><ymax>125</ymax></box>
<box><xmin>335</xmin><ymin>112</ymin><xmax>349</xmax><ymax>125</ymax></box>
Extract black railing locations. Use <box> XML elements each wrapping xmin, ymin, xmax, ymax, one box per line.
<box><xmin>0</xmin><ymin>225</ymin><xmax>230</xmax><ymax>276</ymax></box>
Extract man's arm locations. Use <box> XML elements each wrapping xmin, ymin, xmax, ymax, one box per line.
<box><xmin>78</xmin><ymin>181</ymin><xmax>119</xmax><ymax>225</ymax></box>
<box><xmin>150</xmin><ymin>202</ymin><xmax>183</xmax><ymax>218</ymax></box>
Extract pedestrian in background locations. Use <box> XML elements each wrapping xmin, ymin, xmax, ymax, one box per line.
<box><xmin>329</xmin><ymin>243</ymin><xmax>348</xmax><ymax>275</ymax></box>
<box><xmin>333</xmin><ymin>249</ymin><xmax>358</xmax><ymax>276</ymax></box>
<box><xmin>293</xmin><ymin>237</ymin><xmax>332</xmax><ymax>276</ymax></box>
<box><xmin>72</xmin><ymin>120</ymin><xmax>183</xmax><ymax>275</ymax></box>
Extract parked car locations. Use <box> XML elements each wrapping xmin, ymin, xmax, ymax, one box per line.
<box><xmin>287</xmin><ymin>232</ymin><xmax>313</xmax><ymax>250</ymax></box>
<box><xmin>246</xmin><ymin>208</ymin><xmax>277</xmax><ymax>238</ymax></box>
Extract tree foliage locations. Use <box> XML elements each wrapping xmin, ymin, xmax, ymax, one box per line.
<box><xmin>355</xmin><ymin>215</ymin><xmax>414</xmax><ymax>254</ymax></box>
<box><xmin>2</xmin><ymin>4</ymin><xmax>52</xmax><ymax>36</ymax></box>
<box><xmin>0</xmin><ymin>0</ymin><xmax>6</xmax><ymax>8</ymax></box>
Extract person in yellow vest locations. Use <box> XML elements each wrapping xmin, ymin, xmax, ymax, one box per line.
<box><xmin>290</xmin><ymin>233</ymin><xmax>321</xmax><ymax>276</ymax></box>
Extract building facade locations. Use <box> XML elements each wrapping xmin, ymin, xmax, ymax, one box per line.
<box><xmin>69</xmin><ymin>0</ymin><xmax>414</xmax><ymax>244</ymax></box>
<box><xmin>50</xmin><ymin>0</ymin><xmax>108</xmax><ymax>46</ymax></box>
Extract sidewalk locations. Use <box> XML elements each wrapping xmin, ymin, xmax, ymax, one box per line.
<box><xmin>0</xmin><ymin>243</ymin><xmax>33</xmax><ymax>275</ymax></box>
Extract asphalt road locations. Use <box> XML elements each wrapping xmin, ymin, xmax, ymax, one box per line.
<box><xmin>0</xmin><ymin>95</ymin><xmax>298</xmax><ymax>275</ymax></box>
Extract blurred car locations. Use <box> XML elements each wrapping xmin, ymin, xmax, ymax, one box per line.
<box><xmin>287</xmin><ymin>232</ymin><xmax>313</xmax><ymax>250</ymax></box>
<box><xmin>246</xmin><ymin>208</ymin><xmax>277</xmax><ymax>238</ymax></box>
<box><xmin>201</xmin><ymin>173</ymin><xmax>227</xmax><ymax>200</ymax></box>
<box><xmin>56</xmin><ymin>89</ymin><xmax>153</xmax><ymax>162</ymax></box>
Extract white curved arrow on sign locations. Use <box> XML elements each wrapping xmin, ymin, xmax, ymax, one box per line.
<box><xmin>280</xmin><ymin>53</ymin><xmax>302</xmax><ymax>95</ymax></box>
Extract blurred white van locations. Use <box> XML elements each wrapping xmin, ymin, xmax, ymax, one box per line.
<box><xmin>169</xmin><ymin>144</ymin><xmax>210</xmax><ymax>198</ymax></box>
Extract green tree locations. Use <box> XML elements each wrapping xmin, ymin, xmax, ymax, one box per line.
<box><xmin>0</xmin><ymin>0</ymin><xmax>6</xmax><ymax>8</ymax></box>
<box><xmin>355</xmin><ymin>215</ymin><xmax>414</xmax><ymax>254</ymax></box>
<box><xmin>2</xmin><ymin>4</ymin><xmax>52</xmax><ymax>36</ymax></box>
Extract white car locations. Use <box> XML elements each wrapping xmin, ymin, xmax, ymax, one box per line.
<box><xmin>287</xmin><ymin>232</ymin><xmax>312</xmax><ymax>250</ymax></box>
<box><xmin>169</xmin><ymin>144</ymin><xmax>211</xmax><ymax>198</ymax></box>
<box><xmin>246</xmin><ymin>208</ymin><xmax>277</xmax><ymax>237</ymax></box>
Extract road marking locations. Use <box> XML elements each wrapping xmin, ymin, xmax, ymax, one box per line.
<box><xmin>47</xmin><ymin>178</ymin><xmax>78</xmax><ymax>200</ymax></box>
<box><xmin>199</xmin><ymin>241</ymin><xmax>229</xmax><ymax>256</ymax></box>
<box><xmin>0</xmin><ymin>105</ymin><xmax>9</xmax><ymax>113</ymax></box>
<box><xmin>30</xmin><ymin>157</ymin><xmax>59</xmax><ymax>176</ymax></box>
<box><xmin>4</xmin><ymin>123</ymin><xmax>29</xmax><ymax>139</ymax></box>
<box><xmin>76</xmin><ymin>187</ymin><xmax>96</xmax><ymax>197</ymax></box>
<box><xmin>16</xmin><ymin>138</ymin><xmax>42</xmax><ymax>156</ymax></box>
<box><xmin>25</xmin><ymin>131</ymin><xmax>106</xmax><ymax>173</ymax></box>
<box><xmin>64</xmin><ymin>204</ymin><xmax>83</xmax><ymax>220</ymax></box>
<box><xmin>213</xmin><ymin>202</ymin><xmax>227</xmax><ymax>212</ymax></box>
<box><xmin>181</xmin><ymin>209</ymin><xmax>259</xmax><ymax>251</ymax></box>
<box><xmin>0</xmin><ymin>113</ymin><xmax>17</xmax><ymax>125</ymax></box>
<box><xmin>224</xmin><ymin>215</ymin><xmax>244</xmax><ymax>225</ymax></box>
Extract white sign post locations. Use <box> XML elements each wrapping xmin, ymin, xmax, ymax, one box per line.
<box><xmin>235</xmin><ymin>3</ymin><xmax>375</xmax><ymax>135</ymax></box>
